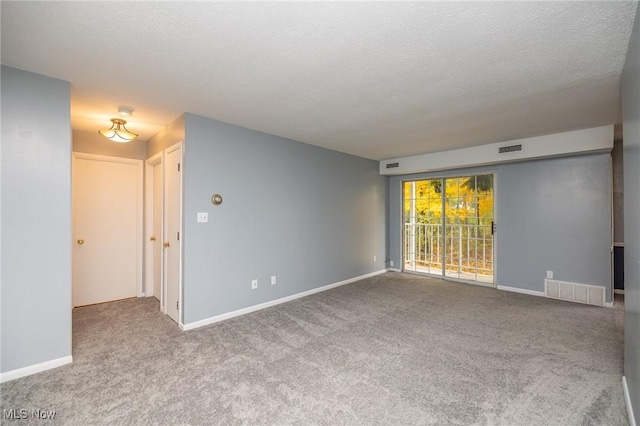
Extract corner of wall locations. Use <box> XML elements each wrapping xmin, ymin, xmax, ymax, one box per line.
<box><xmin>1</xmin><ymin>66</ymin><xmax>73</xmax><ymax>374</ymax></box>
<box><xmin>146</xmin><ymin>114</ymin><xmax>186</xmax><ymax>159</ymax></box>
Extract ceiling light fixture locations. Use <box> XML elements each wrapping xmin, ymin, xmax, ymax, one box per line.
<box><xmin>99</xmin><ymin>108</ymin><xmax>138</xmax><ymax>143</ymax></box>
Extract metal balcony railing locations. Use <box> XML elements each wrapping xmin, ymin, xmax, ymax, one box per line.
<box><xmin>404</xmin><ymin>222</ymin><xmax>493</xmax><ymax>282</ymax></box>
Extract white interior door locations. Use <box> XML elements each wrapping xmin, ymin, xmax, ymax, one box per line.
<box><xmin>164</xmin><ymin>143</ymin><xmax>182</xmax><ymax>324</ymax></box>
<box><xmin>72</xmin><ymin>153</ymin><xmax>143</xmax><ymax>307</ymax></box>
<box><xmin>152</xmin><ymin>161</ymin><xmax>163</xmax><ymax>304</ymax></box>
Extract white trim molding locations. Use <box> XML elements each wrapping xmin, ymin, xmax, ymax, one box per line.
<box><xmin>624</xmin><ymin>376</ymin><xmax>637</xmax><ymax>426</ymax></box>
<box><xmin>0</xmin><ymin>356</ymin><xmax>72</xmax><ymax>383</ymax></box>
<box><xmin>496</xmin><ymin>285</ymin><xmax>546</xmax><ymax>298</ymax></box>
<box><xmin>181</xmin><ymin>269</ymin><xmax>388</xmax><ymax>331</ymax></box>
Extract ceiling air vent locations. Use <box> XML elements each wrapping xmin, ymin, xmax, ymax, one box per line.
<box><xmin>499</xmin><ymin>144</ymin><xmax>522</xmax><ymax>154</ymax></box>
<box><xmin>386</xmin><ymin>162</ymin><xmax>399</xmax><ymax>169</ymax></box>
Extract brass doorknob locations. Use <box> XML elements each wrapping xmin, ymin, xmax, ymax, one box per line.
<box><xmin>163</xmin><ymin>242</ymin><xmax>170</xmax><ymax>248</ymax></box>
<box><xmin>150</xmin><ymin>236</ymin><xmax>156</xmax><ymax>241</ymax></box>
<box><xmin>77</xmin><ymin>239</ymin><xmax>85</xmax><ymax>245</ymax></box>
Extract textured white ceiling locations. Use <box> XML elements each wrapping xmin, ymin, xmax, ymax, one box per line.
<box><xmin>1</xmin><ymin>1</ymin><xmax>636</xmax><ymax>160</ymax></box>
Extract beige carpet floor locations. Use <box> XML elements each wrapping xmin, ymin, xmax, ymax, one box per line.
<box><xmin>0</xmin><ymin>272</ymin><xmax>628</xmax><ymax>425</ymax></box>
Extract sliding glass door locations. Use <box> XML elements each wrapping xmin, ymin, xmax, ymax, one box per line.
<box><xmin>403</xmin><ymin>174</ymin><xmax>494</xmax><ymax>284</ymax></box>
<box><xmin>404</xmin><ymin>179</ymin><xmax>444</xmax><ymax>276</ymax></box>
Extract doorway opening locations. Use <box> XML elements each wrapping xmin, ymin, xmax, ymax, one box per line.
<box><xmin>403</xmin><ymin>174</ymin><xmax>495</xmax><ymax>285</ymax></box>
<box><xmin>144</xmin><ymin>142</ymin><xmax>183</xmax><ymax>325</ymax></box>
<box><xmin>72</xmin><ymin>153</ymin><xmax>143</xmax><ymax>307</ymax></box>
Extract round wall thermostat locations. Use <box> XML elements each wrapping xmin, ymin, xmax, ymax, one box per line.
<box><xmin>211</xmin><ymin>194</ymin><xmax>223</xmax><ymax>205</ymax></box>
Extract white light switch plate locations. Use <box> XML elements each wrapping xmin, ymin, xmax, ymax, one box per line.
<box><xmin>197</xmin><ymin>212</ymin><xmax>208</xmax><ymax>223</ymax></box>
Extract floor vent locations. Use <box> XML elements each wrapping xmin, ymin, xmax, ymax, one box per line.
<box><xmin>545</xmin><ymin>279</ymin><xmax>605</xmax><ymax>306</ymax></box>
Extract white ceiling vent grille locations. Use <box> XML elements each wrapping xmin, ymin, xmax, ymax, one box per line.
<box><xmin>545</xmin><ymin>279</ymin><xmax>605</xmax><ymax>307</ymax></box>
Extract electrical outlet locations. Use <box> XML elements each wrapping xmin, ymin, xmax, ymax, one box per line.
<box><xmin>546</xmin><ymin>270</ymin><xmax>553</xmax><ymax>279</ymax></box>
<box><xmin>390</xmin><ymin>260</ymin><xmax>394</xmax><ymax>267</ymax></box>
<box><xmin>251</xmin><ymin>279</ymin><xmax>258</xmax><ymax>289</ymax></box>
<box><xmin>373</xmin><ymin>255</ymin><xmax>377</xmax><ymax>262</ymax></box>
<box><xmin>271</xmin><ymin>275</ymin><xmax>276</xmax><ymax>285</ymax></box>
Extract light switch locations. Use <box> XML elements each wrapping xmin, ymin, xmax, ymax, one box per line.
<box><xmin>197</xmin><ymin>212</ymin><xmax>208</xmax><ymax>223</ymax></box>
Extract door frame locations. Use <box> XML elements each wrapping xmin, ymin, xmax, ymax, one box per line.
<box><xmin>164</xmin><ymin>141</ymin><xmax>184</xmax><ymax>326</ymax></box>
<box><xmin>400</xmin><ymin>171</ymin><xmax>497</xmax><ymax>288</ymax></box>
<box><xmin>72</xmin><ymin>152</ymin><xmax>144</xmax><ymax>300</ymax></box>
<box><xmin>143</xmin><ymin>143</ymin><xmax>184</xmax><ymax>324</ymax></box>
<box><xmin>144</xmin><ymin>151</ymin><xmax>164</xmax><ymax>308</ymax></box>
<box><xmin>609</xmin><ymin>156</ymin><xmax>615</xmax><ymax>303</ymax></box>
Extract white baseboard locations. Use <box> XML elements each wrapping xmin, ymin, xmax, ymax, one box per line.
<box><xmin>388</xmin><ymin>268</ymin><xmax>402</xmax><ymax>272</ymax></box>
<box><xmin>615</xmin><ymin>289</ymin><xmax>625</xmax><ymax>295</ymax></box>
<box><xmin>624</xmin><ymin>376</ymin><xmax>637</xmax><ymax>426</ymax></box>
<box><xmin>0</xmin><ymin>356</ymin><xmax>72</xmax><ymax>383</ymax></box>
<box><xmin>181</xmin><ymin>269</ymin><xmax>388</xmax><ymax>331</ymax></box>
<box><xmin>496</xmin><ymin>285</ymin><xmax>546</xmax><ymax>297</ymax></box>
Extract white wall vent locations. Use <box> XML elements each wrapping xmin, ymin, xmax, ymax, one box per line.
<box><xmin>545</xmin><ymin>279</ymin><xmax>605</xmax><ymax>307</ymax></box>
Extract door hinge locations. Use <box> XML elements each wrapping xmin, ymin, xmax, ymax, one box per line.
<box><xmin>491</xmin><ymin>222</ymin><xmax>496</xmax><ymax>235</ymax></box>
<box><xmin>177</xmin><ymin>232</ymin><xmax>180</xmax><ymax>241</ymax></box>
<box><xmin>178</xmin><ymin>163</ymin><xmax>181</xmax><ymax>172</ymax></box>
<box><xmin>177</xmin><ymin>301</ymin><xmax>179</xmax><ymax>310</ymax></box>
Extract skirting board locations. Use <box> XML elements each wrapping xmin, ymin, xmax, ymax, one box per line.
<box><xmin>624</xmin><ymin>376</ymin><xmax>637</xmax><ymax>426</ymax></box>
<box><xmin>496</xmin><ymin>285</ymin><xmax>546</xmax><ymax>297</ymax></box>
<box><xmin>0</xmin><ymin>356</ymin><xmax>72</xmax><ymax>383</ymax></box>
<box><xmin>615</xmin><ymin>289</ymin><xmax>625</xmax><ymax>295</ymax></box>
<box><xmin>182</xmin><ymin>269</ymin><xmax>389</xmax><ymax>331</ymax></box>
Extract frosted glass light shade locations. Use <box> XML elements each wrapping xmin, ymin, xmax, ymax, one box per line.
<box><xmin>98</xmin><ymin>118</ymin><xmax>138</xmax><ymax>143</ymax></box>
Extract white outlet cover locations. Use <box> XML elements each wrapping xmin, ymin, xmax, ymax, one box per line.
<box><xmin>547</xmin><ymin>270</ymin><xmax>553</xmax><ymax>279</ymax></box>
<box><xmin>251</xmin><ymin>279</ymin><xmax>258</xmax><ymax>289</ymax></box>
<box><xmin>390</xmin><ymin>261</ymin><xmax>394</xmax><ymax>267</ymax></box>
<box><xmin>271</xmin><ymin>276</ymin><xmax>276</xmax><ymax>285</ymax></box>
<box><xmin>197</xmin><ymin>212</ymin><xmax>208</xmax><ymax>223</ymax></box>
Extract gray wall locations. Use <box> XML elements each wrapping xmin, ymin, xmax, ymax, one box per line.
<box><xmin>389</xmin><ymin>154</ymin><xmax>613</xmax><ymax>301</ymax></box>
<box><xmin>73</xmin><ymin>129</ymin><xmax>147</xmax><ymax>160</ymax></box>
<box><xmin>1</xmin><ymin>66</ymin><xmax>72</xmax><ymax>373</ymax></box>
<box><xmin>622</xmin><ymin>4</ymin><xmax>640</xmax><ymax>421</ymax></box>
<box><xmin>613</xmin><ymin>140</ymin><xmax>624</xmax><ymax>244</ymax></box>
<box><xmin>146</xmin><ymin>115</ymin><xmax>185</xmax><ymax>159</ymax></box>
<box><xmin>181</xmin><ymin>114</ymin><xmax>387</xmax><ymax>324</ymax></box>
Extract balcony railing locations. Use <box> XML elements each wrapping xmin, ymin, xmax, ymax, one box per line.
<box><xmin>404</xmin><ymin>222</ymin><xmax>493</xmax><ymax>282</ymax></box>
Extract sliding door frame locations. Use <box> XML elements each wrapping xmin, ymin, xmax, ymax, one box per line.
<box><xmin>401</xmin><ymin>172</ymin><xmax>498</xmax><ymax>288</ymax></box>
